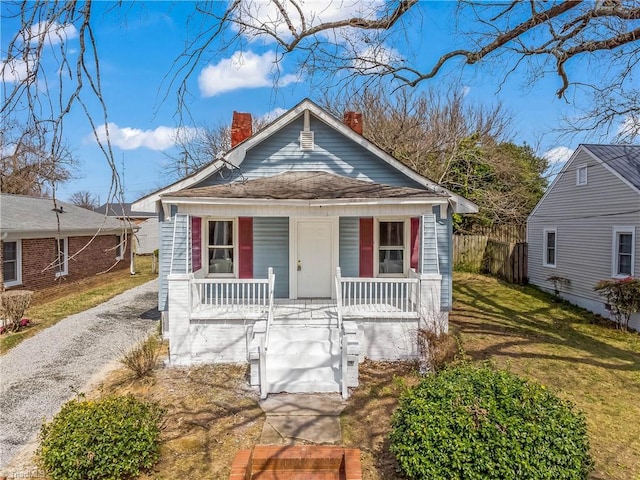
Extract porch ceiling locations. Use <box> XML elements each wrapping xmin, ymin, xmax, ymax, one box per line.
<box><xmin>164</xmin><ymin>171</ymin><xmax>447</xmax><ymax>201</ymax></box>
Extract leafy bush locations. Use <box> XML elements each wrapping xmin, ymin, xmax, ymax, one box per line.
<box><xmin>39</xmin><ymin>394</ymin><xmax>164</xmax><ymax>480</ymax></box>
<box><xmin>121</xmin><ymin>335</ymin><xmax>161</xmax><ymax>378</ymax></box>
<box><xmin>390</xmin><ymin>364</ymin><xmax>593</xmax><ymax>480</ymax></box>
<box><xmin>0</xmin><ymin>290</ymin><xmax>33</xmax><ymax>331</ymax></box>
<box><xmin>594</xmin><ymin>277</ymin><xmax>640</xmax><ymax>331</ymax></box>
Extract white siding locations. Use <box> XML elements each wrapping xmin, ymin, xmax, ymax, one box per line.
<box><xmin>528</xmin><ymin>147</ymin><xmax>640</xmax><ymax>314</ymax></box>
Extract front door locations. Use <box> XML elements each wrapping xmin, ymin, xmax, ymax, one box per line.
<box><xmin>296</xmin><ymin>220</ymin><xmax>333</xmax><ymax>298</ymax></box>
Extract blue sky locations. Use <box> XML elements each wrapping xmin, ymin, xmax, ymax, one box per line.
<box><xmin>1</xmin><ymin>1</ymin><xmax>610</xmax><ymax>205</ymax></box>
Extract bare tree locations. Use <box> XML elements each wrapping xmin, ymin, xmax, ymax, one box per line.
<box><xmin>69</xmin><ymin>190</ymin><xmax>97</xmax><ymax>210</ymax></box>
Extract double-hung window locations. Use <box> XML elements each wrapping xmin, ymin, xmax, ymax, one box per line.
<box><xmin>3</xmin><ymin>240</ymin><xmax>22</xmax><ymax>286</ymax></box>
<box><xmin>378</xmin><ymin>220</ymin><xmax>405</xmax><ymax>275</ymax></box>
<box><xmin>612</xmin><ymin>227</ymin><xmax>635</xmax><ymax>277</ymax></box>
<box><xmin>543</xmin><ymin>228</ymin><xmax>557</xmax><ymax>267</ymax></box>
<box><xmin>208</xmin><ymin>220</ymin><xmax>234</xmax><ymax>275</ymax></box>
<box><xmin>55</xmin><ymin>238</ymin><xmax>68</xmax><ymax>277</ymax></box>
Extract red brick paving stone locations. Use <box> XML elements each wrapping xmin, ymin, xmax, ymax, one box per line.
<box><xmin>229</xmin><ymin>449</ymin><xmax>252</xmax><ymax>480</ymax></box>
<box><xmin>343</xmin><ymin>449</ymin><xmax>363</xmax><ymax>480</ymax></box>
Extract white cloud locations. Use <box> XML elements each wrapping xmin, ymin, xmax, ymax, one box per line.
<box><xmin>260</xmin><ymin>107</ymin><xmax>288</xmax><ymax>123</ymax></box>
<box><xmin>198</xmin><ymin>50</ymin><xmax>299</xmax><ymax>97</ymax></box>
<box><xmin>462</xmin><ymin>85</ymin><xmax>471</xmax><ymax>97</ymax></box>
<box><xmin>617</xmin><ymin>114</ymin><xmax>640</xmax><ymax>140</ymax></box>
<box><xmin>543</xmin><ymin>146</ymin><xmax>574</xmax><ymax>164</ymax></box>
<box><xmin>24</xmin><ymin>21</ymin><xmax>78</xmax><ymax>46</ymax></box>
<box><xmin>91</xmin><ymin>123</ymin><xmax>198</xmax><ymax>151</ymax></box>
<box><xmin>233</xmin><ymin>0</ymin><xmax>385</xmax><ymax>42</ymax></box>
<box><xmin>1</xmin><ymin>58</ymin><xmax>30</xmax><ymax>84</ymax></box>
<box><xmin>351</xmin><ymin>45</ymin><xmax>400</xmax><ymax>73</ymax></box>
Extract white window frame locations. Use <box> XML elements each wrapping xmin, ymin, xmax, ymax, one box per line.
<box><xmin>543</xmin><ymin>227</ymin><xmax>557</xmax><ymax>268</ymax></box>
<box><xmin>612</xmin><ymin>226</ymin><xmax>635</xmax><ymax>278</ymax></box>
<box><xmin>3</xmin><ymin>240</ymin><xmax>22</xmax><ymax>287</ymax></box>
<box><xmin>206</xmin><ymin>218</ymin><xmax>236</xmax><ymax>277</ymax></box>
<box><xmin>576</xmin><ymin>164</ymin><xmax>588</xmax><ymax>186</ymax></box>
<box><xmin>115</xmin><ymin>235</ymin><xmax>124</xmax><ymax>260</ymax></box>
<box><xmin>375</xmin><ymin>218</ymin><xmax>409</xmax><ymax>277</ymax></box>
<box><xmin>55</xmin><ymin>237</ymin><xmax>68</xmax><ymax>277</ymax></box>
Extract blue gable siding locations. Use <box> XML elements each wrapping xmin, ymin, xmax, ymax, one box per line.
<box><xmin>253</xmin><ymin>217</ymin><xmax>289</xmax><ymax>298</ymax></box>
<box><xmin>193</xmin><ymin>115</ymin><xmax>424</xmax><ymax>189</ymax></box>
<box><xmin>339</xmin><ymin>217</ymin><xmax>359</xmax><ymax>277</ymax></box>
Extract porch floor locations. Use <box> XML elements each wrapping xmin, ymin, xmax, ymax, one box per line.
<box><xmin>273</xmin><ymin>300</ymin><xmax>338</xmax><ymax>326</ymax></box>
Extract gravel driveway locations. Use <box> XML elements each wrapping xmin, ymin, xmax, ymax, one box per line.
<box><xmin>0</xmin><ymin>279</ymin><xmax>159</xmax><ymax>471</ymax></box>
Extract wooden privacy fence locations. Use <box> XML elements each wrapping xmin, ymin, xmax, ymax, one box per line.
<box><xmin>453</xmin><ymin>235</ymin><xmax>528</xmax><ymax>285</ymax></box>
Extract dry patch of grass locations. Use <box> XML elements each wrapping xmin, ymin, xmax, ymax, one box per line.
<box><xmin>1</xmin><ymin>255</ymin><xmax>156</xmax><ymax>353</ymax></box>
<box><xmin>451</xmin><ymin>273</ymin><xmax>640</xmax><ymax>480</ymax></box>
<box><xmin>94</xmin><ymin>351</ymin><xmax>264</xmax><ymax>479</ymax></box>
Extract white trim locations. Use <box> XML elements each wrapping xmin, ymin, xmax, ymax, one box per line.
<box><xmin>375</xmin><ymin>218</ymin><xmax>410</xmax><ymax>277</ymax></box>
<box><xmin>543</xmin><ymin>227</ymin><xmax>557</xmax><ymax>268</ymax></box>
<box><xmin>205</xmin><ymin>218</ymin><xmax>237</xmax><ymax>277</ymax></box>
<box><xmin>161</xmin><ymin>196</ymin><xmax>450</xmax><ymax>208</ymax></box>
<box><xmin>611</xmin><ymin>226</ymin><xmax>635</xmax><ymax>278</ymax></box>
<box><xmin>576</xmin><ymin>164</ymin><xmax>588</xmax><ymax>186</ymax></box>
<box><xmin>3</xmin><ymin>239</ymin><xmax>22</xmax><ymax>287</ymax></box>
<box><xmin>0</xmin><ymin>228</ymin><xmax>129</xmax><ymax>242</ymax></box>
<box><xmin>134</xmin><ymin>99</ymin><xmax>478</xmax><ymax>214</ymax></box>
<box><xmin>55</xmin><ymin>237</ymin><xmax>68</xmax><ymax>277</ymax></box>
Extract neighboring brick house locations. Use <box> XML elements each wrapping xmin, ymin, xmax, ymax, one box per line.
<box><xmin>0</xmin><ymin>194</ymin><xmax>134</xmax><ymax>292</ymax></box>
<box><xmin>94</xmin><ymin>202</ymin><xmax>158</xmax><ymax>254</ymax></box>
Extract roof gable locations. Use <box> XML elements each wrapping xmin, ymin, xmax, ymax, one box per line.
<box><xmin>133</xmin><ymin>98</ymin><xmax>477</xmax><ymax>214</ymax></box>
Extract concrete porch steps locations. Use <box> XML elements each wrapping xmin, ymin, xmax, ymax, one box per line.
<box><xmin>266</xmin><ymin>327</ymin><xmax>340</xmax><ymax>394</ymax></box>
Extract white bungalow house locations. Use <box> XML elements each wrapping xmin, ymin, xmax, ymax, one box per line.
<box><xmin>528</xmin><ymin>144</ymin><xmax>640</xmax><ymax>331</ymax></box>
<box><xmin>133</xmin><ymin>99</ymin><xmax>477</xmax><ymax>397</ymax></box>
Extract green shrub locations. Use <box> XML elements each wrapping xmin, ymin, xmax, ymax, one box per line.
<box><xmin>390</xmin><ymin>364</ymin><xmax>593</xmax><ymax>480</ymax></box>
<box><xmin>39</xmin><ymin>394</ymin><xmax>164</xmax><ymax>480</ymax></box>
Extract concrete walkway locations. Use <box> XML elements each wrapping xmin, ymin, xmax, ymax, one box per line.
<box><xmin>259</xmin><ymin>393</ymin><xmax>346</xmax><ymax>445</ymax></box>
<box><xmin>0</xmin><ymin>280</ymin><xmax>159</xmax><ymax>474</ymax></box>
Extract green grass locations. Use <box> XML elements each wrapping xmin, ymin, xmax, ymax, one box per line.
<box><xmin>1</xmin><ymin>255</ymin><xmax>157</xmax><ymax>354</ymax></box>
<box><xmin>451</xmin><ymin>272</ymin><xmax>640</xmax><ymax>480</ymax></box>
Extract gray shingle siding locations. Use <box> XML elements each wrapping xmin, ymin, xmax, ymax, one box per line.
<box><xmin>192</xmin><ymin>115</ymin><xmax>425</xmax><ymax>190</ymax></box>
<box><xmin>528</xmin><ymin>147</ymin><xmax>640</xmax><ymax>307</ymax></box>
<box><xmin>253</xmin><ymin>217</ymin><xmax>289</xmax><ymax>298</ymax></box>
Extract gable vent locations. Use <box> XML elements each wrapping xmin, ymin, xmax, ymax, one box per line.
<box><xmin>300</xmin><ymin>130</ymin><xmax>314</xmax><ymax>151</ymax></box>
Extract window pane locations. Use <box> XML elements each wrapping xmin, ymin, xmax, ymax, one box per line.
<box><xmin>380</xmin><ymin>222</ymin><xmax>403</xmax><ymax>247</ymax></box>
<box><xmin>4</xmin><ymin>261</ymin><xmax>16</xmax><ymax>282</ymax></box>
<box><xmin>209</xmin><ymin>221</ymin><xmax>233</xmax><ymax>246</ymax></box>
<box><xmin>547</xmin><ymin>232</ymin><xmax>555</xmax><ymax>248</ymax></box>
<box><xmin>209</xmin><ymin>248</ymin><xmax>234</xmax><ymax>273</ymax></box>
<box><xmin>618</xmin><ymin>255</ymin><xmax>631</xmax><ymax>276</ymax></box>
<box><xmin>618</xmin><ymin>233</ymin><xmax>632</xmax><ymax>255</ymax></box>
<box><xmin>547</xmin><ymin>248</ymin><xmax>555</xmax><ymax>266</ymax></box>
<box><xmin>379</xmin><ymin>249</ymin><xmax>404</xmax><ymax>273</ymax></box>
<box><xmin>3</xmin><ymin>242</ymin><xmax>17</xmax><ymax>261</ymax></box>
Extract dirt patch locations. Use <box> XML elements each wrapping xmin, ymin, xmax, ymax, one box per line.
<box><xmin>341</xmin><ymin>361</ymin><xmax>421</xmax><ymax>480</ymax></box>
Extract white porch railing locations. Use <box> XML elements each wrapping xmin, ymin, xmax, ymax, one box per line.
<box><xmin>190</xmin><ymin>268</ymin><xmax>275</xmax><ymax>323</ymax></box>
<box><xmin>335</xmin><ymin>267</ymin><xmax>420</xmax><ymax>322</ymax></box>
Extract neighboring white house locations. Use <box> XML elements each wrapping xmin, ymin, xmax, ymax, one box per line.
<box><xmin>133</xmin><ymin>99</ymin><xmax>478</xmax><ymax>397</ymax></box>
<box><xmin>528</xmin><ymin>144</ymin><xmax>640</xmax><ymax>331</ymax></box>
<box><xmin>95</xmin><ymin>203</ymin><xmax>159</xmax><ymax>255</ymax></box>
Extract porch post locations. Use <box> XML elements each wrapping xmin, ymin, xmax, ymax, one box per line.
<box><xmin>167</xmin><ymin>273</ymin><xmax>192</xmax><ymax>365</ymax></box>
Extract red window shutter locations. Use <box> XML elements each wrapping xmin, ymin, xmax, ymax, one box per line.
<box><xmin>238</xmin><ymin>217</ymin><xmax>253</xmax><ymax>279</ymax></box>
<box><xmin>191</xmin><ymin>217</ymin><xmax>202</xmax><ymax>272</ymax></box>
<box><xmin>410</xmin><ymin>217</ymin><xmax>420</xmax><ymax>270</ymax></box>
<box><xmin>359</xmin><ymin>218</ymin><xmax>374</xmax><ymax>277</ymax></box>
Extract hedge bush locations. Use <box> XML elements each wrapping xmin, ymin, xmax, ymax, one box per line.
<box><xmin>390</xmin><ymin>364</ymin><xmax>593</xmax><ymax>480</ymax></box>
<box><xmin>39</xmin><ymin>394</ymin><xmax>164</xmax><ymax>480</ymax></box>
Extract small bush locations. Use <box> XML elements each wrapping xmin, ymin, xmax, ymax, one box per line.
<box><xmin>417</xmin><ymin>328</ymin><xmax>459</xmax><ymax>372</ymax></box>
<box><xmin>594</xmin><ymin>277</ymin><xmax>640</xmax><ymax>331</ymax></box>
<box><xmin>390</xmin><ymin>364</ymin><xmax>593</xmax><ymax>480</ymax></box>
<box><xmin>1</xmin><ymin>290</ymin><xmax>33</xmax><ymax>331</ymax></box>
<box><xmin>121</xmin><ymin>335</ymin><xmax>160</xmax><ymax>378</ymax></box>
<box><xmin>39</xmin><ymin>394</ymin><xmax>164</xmax><ymax>480</ymax></box>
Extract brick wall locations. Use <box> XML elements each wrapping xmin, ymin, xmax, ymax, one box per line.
<box><xmin>1</xmin><ymin>234</ymin><xmax>131</xmax><ymax>291</ymax></box>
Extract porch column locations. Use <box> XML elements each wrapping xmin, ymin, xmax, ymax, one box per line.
<box><xmin>418</xmin><ymin>273</ymin><xmax>445</xmax><ymax>333</ymax></box>
<box><xmin>167</xmin><ymin>273</ymin><xmax>192</xmax><ymax>365</ymax></box>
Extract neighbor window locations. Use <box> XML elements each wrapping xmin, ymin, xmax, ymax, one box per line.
<box><xmin>613</xmin><ymin>227</ymin><xmax>635</xmax><ymax>277</ymax></box>
<box><xmin>115</xmin><ymin>235</ymin><xmax>124</xmax><ymax>260</ymax></box>
<box><xmin>576</xmin><ymin>165</ymin><xmax>587</xmax><ymax>186</ymax></box>
<box><xmin>378</xmin><ymin>221</ymin><xmax>405</xmax><ymax>275</ymax></box>
<box><xmin>543</xmin><ymin>228</ymin><xmax>557</xmax><ymax>267</ymax></box>
<box><xmin>208</xmin><ymin>220</ymin><xmax>234</xmax><ymax>275</ymax></box>
<box><xmin>3</xmin><ymin>240</ymin><xmax>21</xmax><ymax>286</ymax></box>
<box><xmin>55</xmin><ymin>238</ymin><xmax>68</xmax><ymax>277</ymax></box>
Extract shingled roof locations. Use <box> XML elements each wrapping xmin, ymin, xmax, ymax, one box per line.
<box><xmin>583</xmin><ymin>144</ymin><xmax>640</xmax><ymax>192</ymax></box>
<box><xmin>164</xmin><ymin>171</ymin><xmax>447</xmax><ymax>201</ymax></box>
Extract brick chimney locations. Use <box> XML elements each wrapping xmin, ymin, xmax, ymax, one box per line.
<box><xmin>231</xmin><ymin>112</ymin><xmax>253</xmax><ymax>148</ymax></box>
<box><xmin>343</xmin><ymin>111</ymin><xmax>363</xmax><ymax>136</ymax></box>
